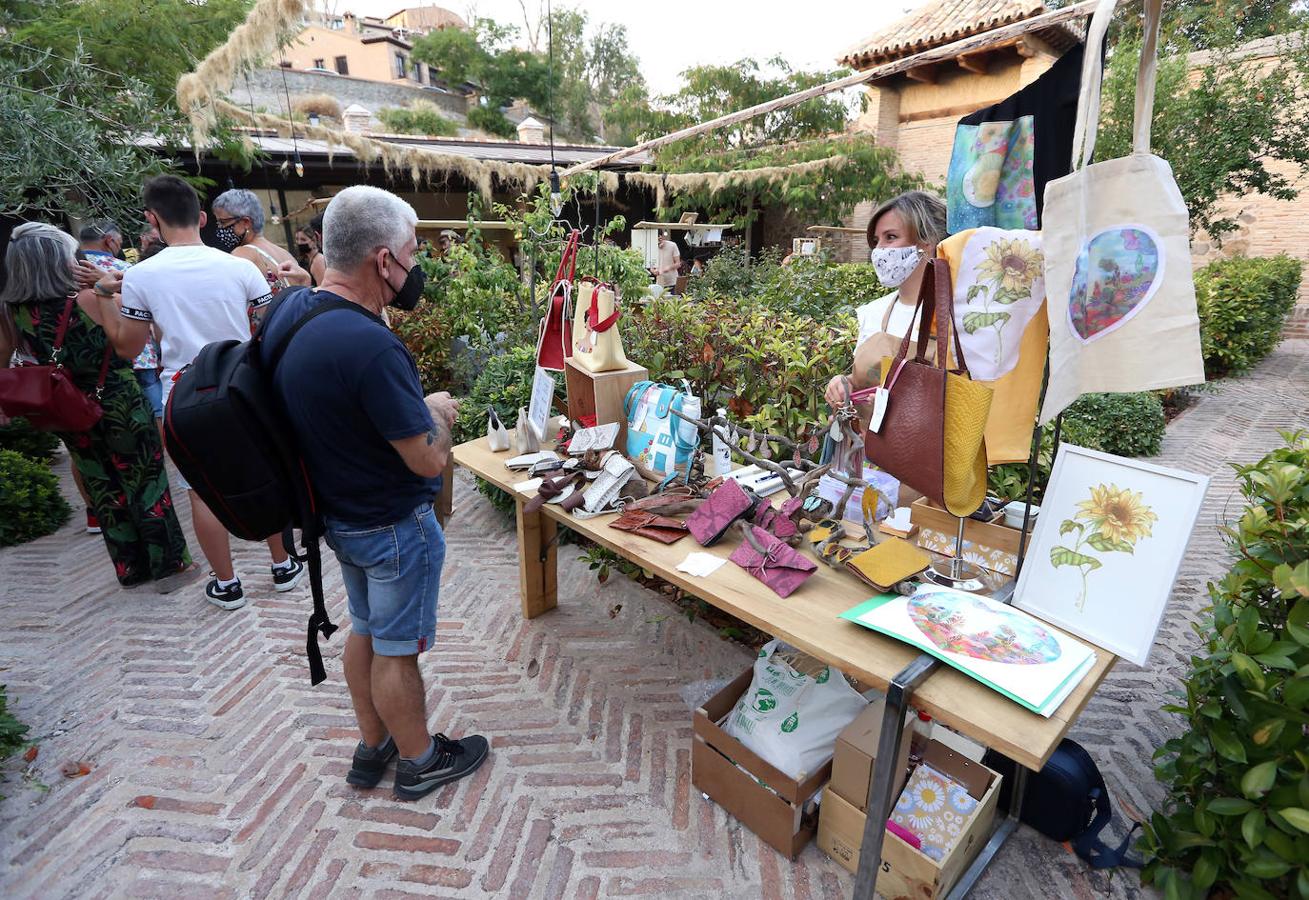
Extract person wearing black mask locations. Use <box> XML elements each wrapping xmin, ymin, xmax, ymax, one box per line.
<box><xmin>257</xmin><ymin>185</ymin><xmax>486</xmax><ymax>802</ymax></box>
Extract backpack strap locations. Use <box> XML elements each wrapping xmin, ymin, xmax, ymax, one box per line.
<box><xmin>259</xmin><ymin>289</ymin><xmax>374</xmax><ymax>685</ymax></box>
<box><xmin>1072</xmin><ymin>786</ymin><xmax>1144</xmax><ymax>869</ymax></box>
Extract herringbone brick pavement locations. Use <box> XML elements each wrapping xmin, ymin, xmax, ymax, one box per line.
<box><xmin>1</xmin><ymin>339</ymin><xmax>1306</xmax><ymax>900</ymax></box>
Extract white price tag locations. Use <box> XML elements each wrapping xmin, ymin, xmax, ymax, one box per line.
<box><xmin>868</xmin><ymin>388</ymin><xmax>890</xmax><ymax>434</ymax></box>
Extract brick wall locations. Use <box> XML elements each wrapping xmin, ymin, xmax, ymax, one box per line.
<box><xmin>228</xmin><ymin>67</ymin><xmax>467</xmax><ymax>129</ymax></box>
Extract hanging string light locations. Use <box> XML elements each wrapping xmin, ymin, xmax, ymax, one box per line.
<box><xmin>278</xmin><ymin>55</ymin><xmax>304</xmax><ymax>178</ymax></box>
<box><xmin>242</xmin><ymin>71</ymin><xmax>282</xmax><ymax>225</ymax></box>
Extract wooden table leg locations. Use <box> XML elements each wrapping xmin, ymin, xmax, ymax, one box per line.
<box><xmin>515</xmin><ymin>501</ymin><xmax>558</xmax><ymax>618</ymax></box>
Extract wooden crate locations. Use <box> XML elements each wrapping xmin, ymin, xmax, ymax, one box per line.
<box><xmin>692</xmin><ymin>668</ymin><xmax>831</xmax><ymax>859</ymax></box>
<box><xmin>817</xmin><ymin>741</ymin><xmax>1002</xmax><ymax>898</ymax></box>
<box><xmin>563</xmin><ymin>357</ymin><xmax>648</xmax><ymax>450</ymax></box>
<box><xmin>909</xmin><ymin>497</ymin><xmax>1023</xmax><ymax>575</ymax></box>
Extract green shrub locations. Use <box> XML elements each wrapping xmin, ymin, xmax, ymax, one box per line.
<box><xmin>454</xmin><ymin>345</ymin><xmax>564</xmax><ymax>514</ymax></box>
<box><xmin>376</xmin><ymin>101</ymin><xmax>457</xmax><ymax>137</ymax></box>
<box><xmin>0</xmin><ymin>684</ymin><xmax>28</xmax><ymax>764</ymax></box>
<box><xmin>0</xmin><ymin>449</ymin><xmax>70</xmax><ymax>547</ymax></box>
<box><xmin>1139</xmin><ymin>430</ymin><xmax>1309</xmax><ymax>899</ymax></box>
<box><xmin>1196</xmin><ymin>254</ymin><xmax>1303</xmax><ymax>379</ymax></box>
<box><xmin>0</xmin><ymin>417</ymin><xmax>60</xmax><ymax>461</ymax></box>
<box><xmin>468</xmin><ymin>105</ymin><xmax>515</xmax><ymax>138</ymax></box>
<box><xmin>987</xmin><ymin>392</ymin><xmax>1165</xmax><ymax>503</ymax></box>
<box><xmin>686</xmin><ymin>245</ymin><xmax>886</xmax><ymax>318</ymax></box>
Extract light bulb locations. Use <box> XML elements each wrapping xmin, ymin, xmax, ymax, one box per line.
<box><xmin>295</xmin><ymin>161</ymin><xmax>305</xmax><ymax>178</ymax></box>
<box><xmin>549</xmin><ymin>169</ymin><xmax>563</xmax><ymax>217</ymax></box>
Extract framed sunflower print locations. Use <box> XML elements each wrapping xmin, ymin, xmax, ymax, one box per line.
<box><xmin>1013</xmin><ymin>443</ymin><xmax>1209</xmax><ymax>666</ymax></box>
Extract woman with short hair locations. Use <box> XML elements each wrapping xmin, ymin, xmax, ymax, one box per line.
<box><xmin>824</xmin><ymin>190</ymin><xmax>948</xmax><ymax>407</ymax></box>
<box><xmin>211</xmin><ymin>188</ymin><xmax>310</xmax><ymax>290</ymax></box>
<box><xmin>0</xmin><ymin>223</ymin><xmax>191</xmax><ymax>587</ymax></box>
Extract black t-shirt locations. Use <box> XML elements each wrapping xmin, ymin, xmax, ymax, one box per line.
<box><xmin>261</xmin><ymin>288</ymin><xmax>438</xmax><ymax>528</ymax></box>
<box><xmin>946</xmin><ymin>43</ymin><xmax>1087</xmax><ymax>233</ymax></box>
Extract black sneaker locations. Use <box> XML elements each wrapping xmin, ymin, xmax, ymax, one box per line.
<box><xmin>204</xmin><ymin>575</ymin><xmax>246</xmax><ymax>611</ymax></box>
<box><xmin>346</xmin><ymin>736</ymin><xmax>398</xmax><ymax>788</ymax></box>
<box><xmin>272</xmin><ymin>557</ymin><xmax>306</xmax><ymax>592</ymax></box>
<box><xmin>394</xmin><ymin>733</ymin><xmax>489</xmax><ymax>801</ymax></box>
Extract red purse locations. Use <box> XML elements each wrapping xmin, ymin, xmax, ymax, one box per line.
<box><xmin>535</xmin><ymin>230</ymin><xmax>581</xmax><ymax>371</ymax></box>
<box><xmin>0</xmin><ymin>297</ymin><xmax>109</xmax><ymax>432</ymax></box>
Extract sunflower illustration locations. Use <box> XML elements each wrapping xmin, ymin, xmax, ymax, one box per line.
<box><xmin>976</xmin><ymin>237</ymin><xmax>1043</xmax><ymax>296</ymax></box>
<box><xmin>1075</xmin><ymin>484</ymin><xmax>1158</xmax><ymax>545</ymax></box>
<box><xmin>1051</xmin><ymin>482</ymin><xmax>1158</xmax><ymax>611</ymax></box>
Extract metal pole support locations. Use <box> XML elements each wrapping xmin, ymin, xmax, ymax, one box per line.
<box><xmin>852</xmin><ymin>653</ymin><xmax>939</xmax><ymax>900</ymax></box>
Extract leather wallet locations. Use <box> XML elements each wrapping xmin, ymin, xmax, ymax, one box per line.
<box><xmin>729</xmin><ymin>523</ymin><xmax>818</xmax><ymax>598</ymax></box>
<box><xmin>609</xmin><ymin>510</ymin><xmax>689</xmax><ymax>544</ymax></box>
<box><xmin>846</xmin><ymin>538</ymin><xmax>931</xmax><ymax>590</ymax></box>
<box><xmin>686</xmin><ymin>478</ymin><xmax>762</xmax><ymax>547</ymax></box>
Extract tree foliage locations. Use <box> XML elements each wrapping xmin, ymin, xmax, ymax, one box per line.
<box><xmin>1094</xmin><ymin>2</ymin><xmax>1309</xmax><ymax>241</ymax></box>
<box><xmin>0</xmin><ymin>0</ymin><xmax>253</xmax><ymax>225</ymax></box>
<box><xmin>377</xmin><ymin>102</ymin><xmax>457</xmax><ymax>137</ymax></box>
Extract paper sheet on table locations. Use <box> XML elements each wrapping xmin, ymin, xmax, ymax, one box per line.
<box><xmin>513</xmin><ymin>477</ymin><xmax>544</xmax><ymax>495</ymax></box>
<box><xmin>676</xmin><ymin>552</ymin><xmax>727</xmax><ymax>578</ymax></box>
<box><xmin>569</xmin><ymin>422</ymin><xmax>620</xmax><ymax>454</ymax></box>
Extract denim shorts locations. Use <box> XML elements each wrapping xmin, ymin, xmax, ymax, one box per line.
<box><xmin>324</xmin><ymin>502</ymin><xmax>443</xmax><ymax>656</ymax></box>
<box><xmin>134</xmin><ymin>368</ymin><xmax>163</xmax><ymax>420</ymax></box>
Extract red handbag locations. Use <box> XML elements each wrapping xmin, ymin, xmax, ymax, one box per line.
<box><xmin>0</xmin><ymin>297</ymin><xmax>109</xmax><ymax>432</ymax></box>
<box><xmin>535</xmin><ymin>230</ymin><xmax>581</xmax><ymax>371</ymax></box>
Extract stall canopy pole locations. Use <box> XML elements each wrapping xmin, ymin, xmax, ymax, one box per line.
<box><xmin>559</xmin><ymin>0</ymin><xmax>1105</xmax><ymax>178</ymax></box>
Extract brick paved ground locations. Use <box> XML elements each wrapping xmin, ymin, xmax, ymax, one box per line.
<box><xmin>2</xmin><ymin>338</ymin><xmax>1306</xmax><ymax>900</ymax></box>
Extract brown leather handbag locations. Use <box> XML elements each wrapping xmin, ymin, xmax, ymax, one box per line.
<box><xmin>0</xmin><ymin>297</ymin><xmax>109</xmax><ymax>432</ymax></box>
<box><xmin>863</xmin><ymin>259</ymin><xmax>993</xmax><ymax>517</ymax></box>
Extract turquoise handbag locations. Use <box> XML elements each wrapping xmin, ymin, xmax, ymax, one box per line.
<box><xmin>623</xmin><ymin>380</ymin><xmax>698</xmax><ymax>482</ymax></box>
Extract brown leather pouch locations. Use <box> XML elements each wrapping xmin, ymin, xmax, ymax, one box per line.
<box><xmin>609</xmin><ymin>510</ymin><xmax>689</xmax><ymax>544</ymax></box>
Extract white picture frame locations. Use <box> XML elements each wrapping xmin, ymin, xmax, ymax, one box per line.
<box><xmin>1013</xmin><ymin>444</ymin><xmax>1209</xmax><ymax>666</ymax></box>
<box><xmin>526</xmin><ymin>366</ymin><xmax>555</xmax><ymax>441</ymax></box>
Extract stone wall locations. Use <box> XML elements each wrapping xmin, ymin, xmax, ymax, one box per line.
<box><xmin>228</xmin><ymin>67</ymin><xmax>467</xmax><ymax>129</ymax></box>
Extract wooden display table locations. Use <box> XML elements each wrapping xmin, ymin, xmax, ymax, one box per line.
<box><xmin>453</xmin><ymin>436</ymin><xmax>1116</xmax><ymax>897</ymax></box>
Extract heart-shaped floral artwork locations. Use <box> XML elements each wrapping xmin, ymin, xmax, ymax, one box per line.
<box><xmin>908</xmin><ymin>590</ymin><xmax>1062</xmax><ymax>665</ymax></box>
<box><xmin>1068</xmin><ymin>225</ymin><xmax>1163</xmax><ymax>343</ymax></box>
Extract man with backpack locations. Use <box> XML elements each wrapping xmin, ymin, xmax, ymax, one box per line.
<box><xmin>258</xmin><ymin>185</ymin><xmax>487</xmax><ymax>801</ymax></box>
<box><xmin>92</xmin><ymin>175</ymin><xmax>307</xmax><ymax>609</ymax></box>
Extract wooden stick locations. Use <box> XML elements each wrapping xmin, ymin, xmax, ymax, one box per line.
<box><xmin>559</xmin><ymin>0</ymin><xmax>1102</xmax><ymax>177</ymax></box>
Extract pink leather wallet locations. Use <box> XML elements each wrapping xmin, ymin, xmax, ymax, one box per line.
<box><xmin>685</xmin><ymin>478</ymin><xmax>763</xmax><ymax>547</ymax></box>
<box><xmin>728</xmin><ymin>523</ymin><xmax>818</xmax><ymax>598</ymax></box>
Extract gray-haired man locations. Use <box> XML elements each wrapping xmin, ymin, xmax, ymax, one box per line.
<box><xmin>258</xmin><ymin>185</ymin><xmax>488</xmax><ymax>801</ymax></box>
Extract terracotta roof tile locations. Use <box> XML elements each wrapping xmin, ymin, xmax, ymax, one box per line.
<box><xmin>840</xmin><ymin>0</ymin><xmax>1053</xmax><ymax>67</ymax></box>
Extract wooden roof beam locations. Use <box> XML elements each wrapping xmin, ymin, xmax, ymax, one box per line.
<box><xmin>958</xmin><ymin>50</ymin><xmax>992</xmax><ymax>75</ymax></box>
<box><xmin>905</xmin><ymin>63</ymin><xmax>939</xmax><ymax>84</ymax></box>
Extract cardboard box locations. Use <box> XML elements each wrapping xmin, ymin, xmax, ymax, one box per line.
<box><xmin>692</xmin><ymin>668</ymin><xmax>832</xmax><ymax>859</ymax></box>
<box><xmin>829</xmin><ymin>699</ymin><xmax>914</xmax><ymax>813</ymax></box>
<box><xmin>817</xmin><ymin>740</ymin><xmax>1002</xmax><ymax>898</ymax></box>
<box><xmin>910</xmin><ymin>497</ymin><xmax>1022</xmax><ymax>576</ymax></box>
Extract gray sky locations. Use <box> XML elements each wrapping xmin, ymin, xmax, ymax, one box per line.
<box><xmin>336</xmin><ymin>1</ymin><xmax>929</xmax><ymax>95</ymax></box>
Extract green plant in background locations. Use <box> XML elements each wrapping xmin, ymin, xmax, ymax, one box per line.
<box><xmin>986</xmin><ymin>392</ymin><xmax>1166</xmax><ymax>503</ymax></box>
<box><xmin>0</xmin><ymin>685</ymin><xmax>28</xmax><ymax>763</ymax></box>
<box><xmin>1196</xmin><ymin>254</ymin><xmax>1303</xmax><ymax>379</ymax></box>
<box><xmin>453</xmin><ymin>345</ymin><xmax>563</xmax><ymax>513</ymax></box>
<box><xmin>685</xmin><ymin>245</ymin><xmax>885</xmax><ymax>318</ymax></box>
<box><xmin>0</xmin><ymin>418</ymin><xmax>60</xmax><ymax>462</ymax></box>
<box><xmin>376</xmin><ymin>101</ymin><xmax>458</xmax><ymax>137</ymax></box>
<box><xmin>1139</xmin><ymin>430</ymin><xmax>1309</xmax><ymax>899</ymax></box>
<box><xmin>0</xmin><ymin>449</ymin><xmax>70</xmax><ymax>547</ymax></box>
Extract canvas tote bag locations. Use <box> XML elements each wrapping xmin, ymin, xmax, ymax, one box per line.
<box><xmin>571</xmin><ymin>278</ymin><xmax>628</xmax><ymax>373</ymax></box>
<box><xmin>1040</xmin><ymin>0</ymin><xmax>1204</xmax><ymax>424</ymax></box>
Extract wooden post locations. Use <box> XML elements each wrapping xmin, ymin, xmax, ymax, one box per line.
<box><xmin>515</xmin><ymin>502</ymin><xmax>558</xmax><ymax>618</ymax></box>
<box><xmin>435</xmin><ymin>462</ymin><xmax>454</xmax><ymax>526</ymax></box>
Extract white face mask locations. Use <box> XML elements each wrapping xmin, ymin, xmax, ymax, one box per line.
<box><xmin>871</xmin><ymin>245</ymin><xmax>924</xmax><ymax>288</ymax></box>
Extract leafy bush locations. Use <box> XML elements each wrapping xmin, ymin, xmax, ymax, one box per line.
<box><xmin>1139</xmin><ymin>430</ymin><xmax>1309</xmax><ymax>899</ymax></box>
<box><xmin>454</xmin><ymin>345</ymin><xmax>563</xmax><ymax>513</ymax></box>
<box><xmin>377</xmin><ymin>101</ymin><xmax>457</xmax><ymax>137</ymax></box>
<box><xmin>0</xmin><ymin>449</ymin><xmax>70</xmax><ymax>547</ymax></box>
<box><xmin>468</xmin><ymin>105</ymin><xmax>516</xmax><ymax>138</ymax></box>
<box><xmin>0</xmin><ymin>417</ymin><xmax>60</xmax><ymax>461</ymax></box>
<box><xmin>0</xmin><ymin>685</ymin><xmax>28</xmax><ymax>764</ymax></box>
<box><xmin>686</xmin><ymin>245</ymin><xmax>886</xmax><ymax>318</ymax></box>
<box><xmin>1196</xmin><ymin>254</ymin><xmax>1303</xmax><ymax>379</ymax></box>
<box><xmin>626</xmin><ymin>294</ymin><xmax>855</xmax><ymax>443</ymax></box>
<box><xmin>987</xmin><ymin>392</ymin><xmax>1165</xmax><ymax>503</ymax></box>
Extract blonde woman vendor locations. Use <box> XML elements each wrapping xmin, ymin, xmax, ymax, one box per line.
<box><xmin>824</xmin><ymin>190</ymin><xmax>948</xmax><ymax>408</ymax></box>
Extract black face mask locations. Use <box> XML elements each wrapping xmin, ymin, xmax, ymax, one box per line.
<box><xmin>295</xmin><ymin>243</ymin><xmax>312</xmax><ymax>255</ymax></box>
<box><xmin>214</xmin><ymin>225</ymin><xmax>241</xmax><ymax>253</ymax></box>
<box><xmin>388</xmin><ymin>260</ymin><xmax>426</xmax><ymax>311</ymax></box>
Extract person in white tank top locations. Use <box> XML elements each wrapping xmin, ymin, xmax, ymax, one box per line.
<box><xmin>211</xmin><ymin>188</ymin><xmax>310</xmax><ymax>290</ymax></box>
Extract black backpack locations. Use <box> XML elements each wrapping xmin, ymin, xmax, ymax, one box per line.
<box><xmin>984</xmin><ymin>739</ymin><xmax>1143</xmax><ymax>870</ymax></box>
<box><xmin>164</xmin><ymin>291</ymin><xmax>363</xmax><ymax>685</ymax></box>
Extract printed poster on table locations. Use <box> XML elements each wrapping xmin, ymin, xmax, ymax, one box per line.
<box><xmin>841</xmin><ymin>586</ymin><xmax>1096</xmax><ymax>717</ymax></box>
